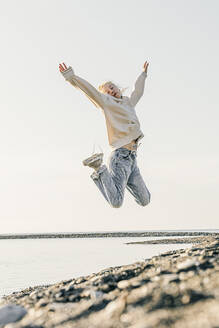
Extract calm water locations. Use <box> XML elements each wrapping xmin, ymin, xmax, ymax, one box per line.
<box><xmin>0</xmin><ymin>236</ymin><xmax>195</xmax><ymax>298</ymax></box>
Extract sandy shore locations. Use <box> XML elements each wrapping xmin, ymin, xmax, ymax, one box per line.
<box><xmin>125</xmin><ymin>236</ymin><xmax>216</xmax><ymax>245</ymax></box>
<box><xmin>1</xmin><ymin>235</ymin><xmax>219</xmax><ymax>327</ymax></box>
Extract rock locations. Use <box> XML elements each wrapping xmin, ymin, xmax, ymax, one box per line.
<box><xmin>177</xmin><ymin>259</ymin><xmax>199</xmax><ymax>272</ymax></box>
<box><xmin>0</xmin><ymin>304</ymin><xmax>27</xmax><ymax>325</ymax></box>
<box><xmin>101</xmin><ymin>292</ymin><xmax>127</xmax><ymax>320</ymax></box>
<box><xmin>161</xmin><ymin>273</ymin><xmax>179</xmax><ymax>285</ymax></box>
<box><xmin>117</xmin><ymin>280</ymin><xmax>130</xmax><ymax>289</ymax></box>
<box><xmin>89</xmin><ymin>290</ymin><xmax>104</xmax><ymax>301</ymax></box>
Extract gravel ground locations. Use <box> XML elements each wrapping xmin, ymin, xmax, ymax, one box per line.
<box><xmin>1</xmin><ymin>235</ymin><xmax>219</xmax><ymax>328</ymax></box>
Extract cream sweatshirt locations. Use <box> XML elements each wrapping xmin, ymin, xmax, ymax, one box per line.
<box><xmin>61</xmin><ymin>67</ymin><xmax>147</xmax><ymax>150</ymax></box>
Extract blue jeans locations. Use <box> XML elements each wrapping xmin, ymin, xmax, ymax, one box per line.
<box><xmin>90</xmin><ymin>147</ymin><xmax>151</xmax><ymax>208</ymax></box>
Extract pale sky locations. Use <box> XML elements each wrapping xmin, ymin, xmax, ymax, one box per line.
<box><xmin>0</xmin><ymin>0</ymin><xmax>218</xmax><ymax>233</ymax></box>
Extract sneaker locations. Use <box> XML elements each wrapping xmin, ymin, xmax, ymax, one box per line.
<box><xmin>82</xmin><ymin>153</ymin><xmax>103</xmax><ymax>170</ymax></box>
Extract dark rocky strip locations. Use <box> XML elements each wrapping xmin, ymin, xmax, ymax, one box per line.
<box><xmin>0</xmin><ymin>231</ymin><xmax>217</xmax><ymax>239</ymax></box>
<box><xmin>1</xmin><ymin>236</ymin><xmax>219</xmax><ymax>327</ymax></box>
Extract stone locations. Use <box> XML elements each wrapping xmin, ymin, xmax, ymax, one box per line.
<box><xmin>177</xmin><ymin>259</ymin><xmax>199</xmax><ymax>272</ymax></box>
<box><xmin>0</xmin><ymin>304</ymin><xmax>27</xmax><ymax>325</ymax></box>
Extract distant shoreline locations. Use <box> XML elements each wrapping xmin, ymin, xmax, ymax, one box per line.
<box><xmin>125</xmin><ymin>236</ymin><xmax>217</xmax><ymax>244</ymax></box>
<box><xmin>0</xmin><ymin>231</ymin><xmax>218</xmax><ymax>239</ymax></box>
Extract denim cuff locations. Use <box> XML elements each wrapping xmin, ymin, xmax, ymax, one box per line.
<box><xmin>90</xmin><ymin>164</ymin><xmax>107</xmax><ymax>180</ymax></box>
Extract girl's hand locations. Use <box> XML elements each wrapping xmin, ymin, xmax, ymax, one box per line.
<box><xmin>143</xmin><ymin>61</ymin><xmax>149</xmax><ymax>73</ymax></box>
<box><xmin>59</xmin><ymin>62</ymin><xmax>75</xmax><ymax>81</ymax></box>
<box><xmin>59</xmin><ymin>62</ymin><xmax>69</xmax><ymax>72</ymax></box>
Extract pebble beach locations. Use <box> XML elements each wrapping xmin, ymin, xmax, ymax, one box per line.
<box><xmin>1</xmin><ymin>234</ymin><xmax>219</xmax><ymax>327</ymax></box>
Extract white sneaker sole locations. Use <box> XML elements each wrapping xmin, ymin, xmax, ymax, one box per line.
<box><xmin>83</xmin><ymin>153</ymin><xmax>103</xmax><ymax>166</ymax></box>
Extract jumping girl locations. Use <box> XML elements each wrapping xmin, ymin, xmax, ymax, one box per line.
<box><xmin>59</xmin><ymin>61</ymin><xmax>151</xmax><ymax>208</ymax></box>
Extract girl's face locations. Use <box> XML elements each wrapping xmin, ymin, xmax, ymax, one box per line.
<box><xmin>103</xmin><ymin>83</ymin><xmax>122</xmax><ymax>98</ymax></box>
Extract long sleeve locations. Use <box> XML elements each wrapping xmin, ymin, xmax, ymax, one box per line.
<box><xmin>61</xmin><ymin>66</ymin><xmax>106</xmax><ymax>109</ymax></box>
<box><xmin>129</xmin><ymin>71</ymin><xmax>147</xmax><ymax>107</ymax></box>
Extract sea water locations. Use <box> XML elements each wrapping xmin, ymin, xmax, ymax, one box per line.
<box><xmin>0</xmin><ymin>234</ymin><xmax>199</xmax><ymax>298</ymax></box>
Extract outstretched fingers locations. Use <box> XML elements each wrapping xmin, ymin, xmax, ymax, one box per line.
<box><xmin>59</xmin><ymin>62</ymin><xmax>68</xmax><ymax>72</ymax></box>
<box><xmin>143</xmin><ymin>61</ymin><xmax>149</xmax><ymax>72</ymax></box>
<box><xmin>59</xmin><ymin>63</ymin><xmax>64</xmax><ymax>72</ymax></box>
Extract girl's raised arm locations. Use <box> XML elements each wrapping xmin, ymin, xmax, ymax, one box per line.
<box><xmin>59</xmin><ymin>63</ymin><xmax>106</xmax><ymax>109</ymax></box>
<box><xmin>129</xmin><ymin>61</ymin><xmax>149</xmax><ymax>107</ymax></box>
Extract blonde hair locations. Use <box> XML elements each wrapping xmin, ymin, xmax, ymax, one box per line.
<box><xmin>98</xmin><ymin>81</ymin><xmax>128</xmax><ymax>95</ymax></box>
